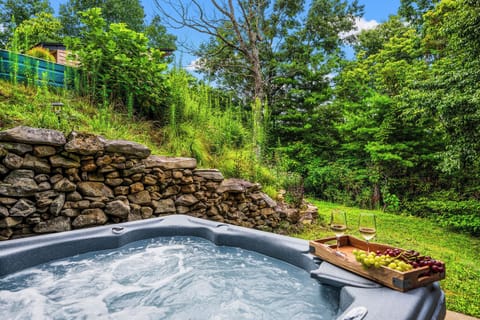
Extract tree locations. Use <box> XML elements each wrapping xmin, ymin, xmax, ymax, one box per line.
<box><xmin>398</xmin><ymin>0</ymin><xmax>439</xmax><ymax>27</ymax></box>
<box><xmin>155</xmin><ymin>0</ymin><xmax>361</xmax><ymax>106</ymax></box>
<box><xmin>416</xmin><ymin>0</ymin><xmax>480</xmax><ymax>189</ymax></box>
<box><xmin>144</xmin><ymin>15</ymin><xmax>176</xmax><ymax>52</ymax></box>
<box><xmin>67</xmin><ymin>8</ymin><xmax>170</xmax><ymax>117</ymax></box>
<box><xmin>8</xmin><ymin>12</ymin><xmax>62</xmax><ymax>52</ymax></box>
<box><xmin>0</xmin><ymin>0</ymin><xmax>53</xmax><ymax>46</ymax></box>
<box><xmin>59</xmin><ymin>0</ymin><xmax>145</xmax><ymax>37</ymax></box>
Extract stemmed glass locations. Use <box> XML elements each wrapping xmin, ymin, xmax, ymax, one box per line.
<box><xmin>329</xmin><ymin>210</ymin><xmax>347</xmax><ymax>253</ymax></box>
<box><xmin>358</xmin><ymin>212</ymin><xmax>376</xmax><ymax>253</ymax></box>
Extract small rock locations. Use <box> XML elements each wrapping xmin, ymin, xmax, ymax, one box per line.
<box><xmin>0</xmin><ymin>142</ymin><xmax>33</xmax><ymax>155</ymax></box>
<box><xmin>152</xmin><ymin>199</ymin><xmax>176</xmax><ymax>214</ymax></box>
<box><xmin>105</xmin><ymin>200</ymin><xmax>130</xmax><ymax>218</ymax></box>
<box><xmin>64</xmin><ymin>131</ymin><xmax>105</xmax><ymax>155</ymax></box>
<box><xmin>127</xmin><ymin>190</ymin><xmax>151</xmax><ymax>205</ymax></box>
<box><xmin>72</xmin><ymin>209</ymin><xmax>108</xmax><ymax>228</ymax></box>
<box><xmin>49</xmin><ymin>155</ymin><xmax>80</xmax><ymax>168</ymax></box>
<box><xmin>0</xmin><ymin>217</ymin><xmax>22</xmax><ymax>228</ymax></box>
<box><xmin>33</xmin><ymin>145</ymin><xmax>57</xmax><ymax>157</ymax></box>
<box><xmin>77</xmin><ymin>182</ymin><xmax>113</xmax><ymax>198</ymax></box>
<box><xmin>10</xmin><ymin>198</ymin><xmax>36</xmax><ymax>217</ymax></box>
<box><xmin>33</xmin><ymin>216</ymin><xmax>71</xmax><ymax>233</ymax></box>
<box><xmin>104</xmin><ymin>139</ymin><xmax>151</xmax><ymax>158</ymax></box>
<box><xmin>175</xmin><ymin>194</ymin><xmax>199</xmax><ymax>207</ymax></box>
<box><xmin>130</xmin><ymin>182</ymin><xmax>144</xmax><ymax>193</ymax></box>
<box><xmin>53</xmin><ymin>178</ymin><xmax>77</xmax><ymax>192</ymax></box>
<box><xmin>3</xmin><ymin>153</ymin><xmax>23</xmax><ymax>169</ymax></box>
<box><xmin>50</xmin><ymin>193</ymin><xmax>66</xmax><ymax>216</ymax></box>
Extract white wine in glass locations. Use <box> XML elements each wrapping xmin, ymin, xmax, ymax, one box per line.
<box><xmin>330</xmin><ymin>210</ymin><xmax>347</xmax><ymax>252</ymax></box>
<box><xmin>358</xmin><ymin>213</ymin><xmax>376</xmax><ymax>252</ymax></box>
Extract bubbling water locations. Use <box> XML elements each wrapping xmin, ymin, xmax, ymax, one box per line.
<box><xmin>0</xmin><ymin>236</ymin><xmax>339</xmax><ymax>320</ymax></box>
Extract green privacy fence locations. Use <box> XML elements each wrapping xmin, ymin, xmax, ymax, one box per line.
<box><xmin>0</xmin><ymin>49</ymin><xmax>75</xmax><ymax>88</ymax></box>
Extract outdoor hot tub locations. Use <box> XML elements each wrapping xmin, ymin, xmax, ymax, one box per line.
<box><xmin>0</xmin><ymin>215</ymin><xmax>445</xmax><ymax>320</ymax></box>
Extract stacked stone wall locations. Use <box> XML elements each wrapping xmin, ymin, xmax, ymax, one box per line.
<box><xmin>0</xmin><ymin>126</ymin><xmax>311</xmax><ymax>240</ymax></box>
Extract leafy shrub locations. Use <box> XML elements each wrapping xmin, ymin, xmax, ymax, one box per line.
<box><xmin>67</xmin><ymin>8</ymin><xmax>169</xmax><ymax>118</ymax></box>
<box><xmin>25</xmin><ymin>47</ymin><xmax>55</xmax><ymax>62</ymax></box>
<box><xmin>404</xmin><ymin>197</ymin><xmax>480</xmax><ymax>236</ymax></box>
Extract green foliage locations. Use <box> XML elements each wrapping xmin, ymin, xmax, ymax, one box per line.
<box><xmin>404</xmin><ymin>196</ymin><xmax>480</xmax><ymax>236</ymax></box>
<box><xmin>59</xmin><ymin>0</ymin><xmax>145</xmax><ymax>37</ymax></box>
<box><xmin>66</xmin><ymin>8</ymin><xmax>169</xmax><ymax>117</ymax></box>
<box><xmin>0</xmin><ymin>0</ymin><xmax>53</xmax><ymax>46</ymax></box>
<box><xmin>25</xmin><ymin>47</ymin><xmax>55</xmax><ymax>62</ymax></box>
<box><xmin>7</xmin><ymin>12</ymin><xmax>62</xmax><ymax>53</ymax></box>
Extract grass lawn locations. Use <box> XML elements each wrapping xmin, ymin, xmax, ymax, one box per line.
<box><xmin>290</xmin><ymin>200</ymin><xmax>480</xmax><ymax>318</ymax></box>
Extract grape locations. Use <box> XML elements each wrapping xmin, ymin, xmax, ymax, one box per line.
<box><xmin>353</xmin><ymin>247</ymin><xmax>444</xmax><ymax>274</ymax></box>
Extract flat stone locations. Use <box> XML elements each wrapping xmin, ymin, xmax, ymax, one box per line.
<box><xmin>0</xmin><ymin>164</ymin><xmax>7</xmax><ymax>175</ymax></box>
<box><xmin>193</xmin><ymin>169</ymin><xmax>224</xmax><ymax>181</ymax></box>
<box><xmin>34</xmin><ymin>174</ymin><xmax>50</xmax><ymax>183</ymax></box>
<box><xmin>9</xmin><ymin>198</ymin><xmax>36</xmax><ymax>217</ymax></box>
<box><xmin>0</xmin><ymin>197</ymin><xmax>17</xmax><ymax>206</ymax></box>
<box><xmin>3</xmin><ymin>153</ymin><xmax>23</xmax><ymax>169</ymax></box>
<box><xmin>96</xmin><ymin>155</ymin><xmax>112</xmax><ymax>166</ymax></box>
<box><xmin>62</xmin><ymin>209</ymin><xmax>80</xmax><ymax>217</ymax></box>
<box><xmin>72</xmin><ymin>209</ymin><xmax>108</xmax><ymax>228</ymax></box>
<box><xmin>143</xmin><ymin>155</ymin><xmax>197</xmax><ymax>170</ymax></box>
<box><xmin>0</xmin><ymin>126</ymin><xmax>66</xmax><ymax>146</ymax></box>
<box><xmin>175</xmin><ymin>194</ymin><xmax>199</xmax><ymax>207</ymax></box>
<box><xmin>53</xmin><ymin>178</ymin><xmax>77</xmax><ymax>192</ymax></box>
<box><xmin>105</xmin><ymin>200</ymin><xmax>130</xmax><ymax>218</ymax></box>
<box><xmin>77</xmin><ymin>182</ymin><xmax>113</xmax><ymax>198</ymax></box>
<box><xmin>4</xmin><ymin>169</ymin><xmax>34</xmax><ymax>182</ymax></box>
<box><xmin>138</xmin><ymin>175</ymin><xmax>155</xmax><ymax>186</ymax></box>
<box><xmin>35</xmin><ymin>190</ymin><xmax>59</xmax><ymax>201</ymax></box>
<box><xmin>216</xmin><ymin>178</ymin><xmax>251</xmax><ymax>193</ymax></box>
<box><xmin>49</xmin><ymin>155</ymin><xmax>81</xmax><ymax>168</ymax></box>
<box><xmin>0</xmin><ymin>171</ymin><xmax>39</xmax><ymax>196</ymax></box>
<box><xmin>22</xmin><ymin>154</ymin><xmax>51</xmax><ymax>173</ymax></box>
<box><xmin>127</xmin><ymin>190</ymin><xmax>151</xmax><ymax>205</ymax></box>
<box><xmin>123</xmin><ymin>164</ymin><xmax>146</xmax><ymax>177</ymax></box>
<box><xmin>105</xmin><ymin>178</ymin><xmax>123</xmax><ymax>187</ymax></box>
<box><xmin>163</xmin><ymin>185</ymin><xmax>180</xmax><ymax>197</ymax></box>
<box><xmin>0</xmin><ymin>217</ymin><xmax>22</xmax><ymax>228</ymax></box>
<box><xmin>33</xmin><ymin>216</ymin><xmax>71</xmax><ymax>233</ymax></box>
<box><xmin>36</xmin><ymin>198</ymin><xmax>53</xmax><ymax>208</ymax></box>
<box><xmin>64</xmin><ymin>131</ymin><xmax>105</xmax><ymax>155</ymax></box>
<box><xmin>152</xmin><ymin>199</ymin><xmax>176</xmax><ymax>214</ymax></box>
<box><xmin>176</xmin><ymin>206</ymin><xmax>190</xmax><ymax>214</ymax></box>
<box><xmin>0</xmin><ymin>142</ymin><xmax>33</xmax><ymax>155</ymax></box>
<box><xmin>130</xmin><ymin>182</ymin><xmax>144</xmax><ymax>193</ymax></box>
<box><xmin>104</xmin><ymin>140</ymin><xmax>151</xmax><ymax>158</ymax></box>
<box><xmin>33</xmin><ymin>145</ymin><xmax>57</xmax><ymax>157</ymax></box>
<box><xmin>253</xmin><ymin>192</ymin><xmax>277</xmax><ymax>208</ymax></box>
<box><xmin>66</xmin><ymin>191</ymin><xmax>82</xmax><ymax>201</ymax></box>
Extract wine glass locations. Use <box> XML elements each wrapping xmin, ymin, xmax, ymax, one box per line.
<box><xmin>358</xmin><ymin>212</ymin><xmax>376</xmax><ymax>253</ymax></box>
<box><xmin>329</xmin><ymin>210</ymin><xmax>347</xmax><ymax>252</ymax></box>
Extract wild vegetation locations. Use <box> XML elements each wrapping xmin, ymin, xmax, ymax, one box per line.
<box><xmin>0</xmin><ymin>0</ymin><xmax>479</xmax><ymax>317</ymax></box>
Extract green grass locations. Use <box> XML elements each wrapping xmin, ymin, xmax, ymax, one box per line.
<box><xmin>291</xmin><ymin>199</ymin><xmax>480</xmax><ymax>318</ymax></box>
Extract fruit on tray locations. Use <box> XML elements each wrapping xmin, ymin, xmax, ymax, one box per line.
<box><xmin>353</xmin><ymin>248</ymin><xmax>445</xmax><ymax>275</ymax></box>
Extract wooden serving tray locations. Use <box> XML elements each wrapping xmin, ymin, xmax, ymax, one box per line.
<box><xmin>309</xmin><ymin>235</ymin><xmax>445</xmax><ymax>292</ymax></box>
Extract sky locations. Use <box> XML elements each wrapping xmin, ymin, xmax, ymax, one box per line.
<box><xmin>49</xmin><ymin>0</ymin><xmax>401</xmax><ymax>68</ymax></box>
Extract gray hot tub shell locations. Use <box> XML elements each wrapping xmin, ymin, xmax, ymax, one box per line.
<box><xmin>0</xmin><ymin>215</ymin><xmax>446</xmax><ymax>320</ymax></box>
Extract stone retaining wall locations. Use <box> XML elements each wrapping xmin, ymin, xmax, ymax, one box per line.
<box><xmin>0</xmin><ymin>126</ymin><xmax>314</xmax><ymax>240</ymax></box>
